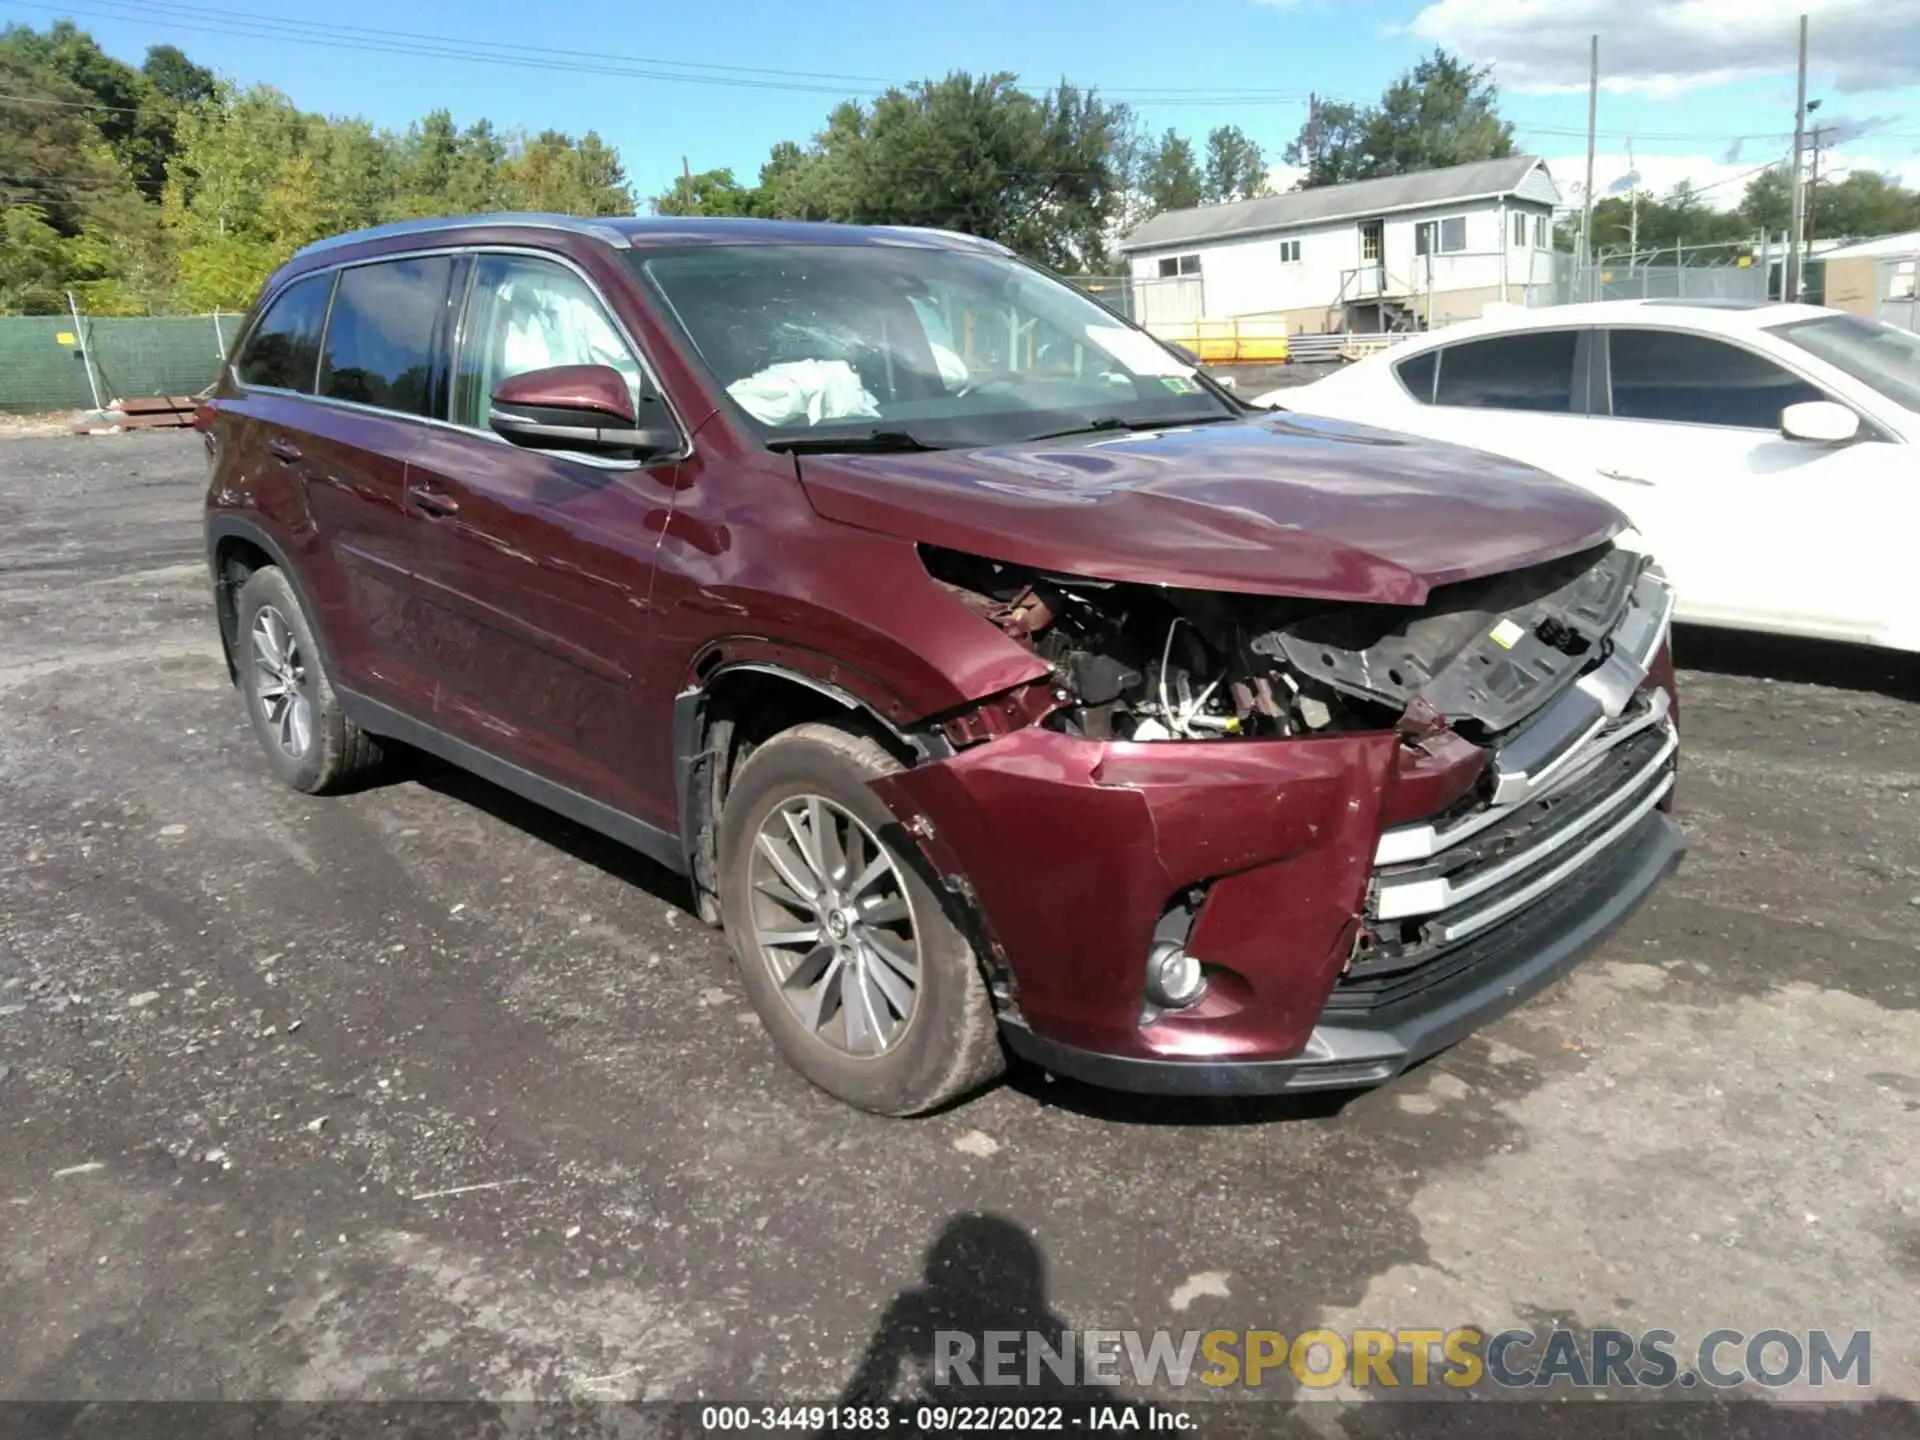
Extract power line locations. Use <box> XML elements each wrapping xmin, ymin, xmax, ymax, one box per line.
<box><xmin>6</xmin><ymin>0</ymin><xmax>1326</xmax><ymax>106</ymax></box>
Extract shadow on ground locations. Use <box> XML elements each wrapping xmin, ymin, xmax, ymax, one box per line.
<box><xmin>1672</xmin><ymin>624</ymin><xmax>1916</xmax><ymax>701</ymax></box>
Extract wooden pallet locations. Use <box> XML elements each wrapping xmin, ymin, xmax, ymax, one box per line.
<box><xmin>75</xmin><ymin>395</ymin><xmax>201</xmax><ymax>432</ymax></box>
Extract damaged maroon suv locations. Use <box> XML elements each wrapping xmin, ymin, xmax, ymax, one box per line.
<box><xmin>203</xmin><ymin>215</ymin><xmax>1682</xmax><ymax>1115</ymax></box>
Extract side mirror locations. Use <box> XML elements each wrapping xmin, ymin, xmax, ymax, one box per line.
<box><xmin>1163</xmin><ymin>342</ymin><xmax>1202</xmax><ymax>368</ymax></box>
<box><xmin>1780</xmin><ymin>399</ymin><xmax>1859</xmax><ymax>445</ymax></box>
<box><xmin>489</xmin><ymin>364</ymin><xmax>677</xmax><ymax>459</ymax></box>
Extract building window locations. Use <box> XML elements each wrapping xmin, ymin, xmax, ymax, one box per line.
<box><xmin>1361</xmin><ymin>225</ymin><xmax>1383</xmax><ymax>262</ymax></box>
<box><xmin>1440</xmin><ymin>216</ymin><xmax>1468</xmax><ymax>253</ymax></box>
<box><xmin>1415</xmin><ymin>221</ymin><xmax>1435</xmax><ymax>257</ymax></box>
<box><xmin>1279</xmin><ymin>239</ymin><xmax>1301</xmax><ymax>264</ymax></box>
<box><xmin>1534</xmin><ymin>214</ymin><xmax>1549</xmax><ymax>248</ymax></box>
<box><xmin>1512</xmin><ymin>212</ymin><xmax>1528</xmax><ymax>247</ymax></box>
<box><xmin>1157</xmin><ymin>254</ymin><xmax>1201</xmax><ymax>279</ymax></box>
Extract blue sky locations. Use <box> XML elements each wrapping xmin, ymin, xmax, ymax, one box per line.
<box><xmin>8</xmin><ymin>0</ymin><xmax>1920</xmax><ymax>210</ymax></box>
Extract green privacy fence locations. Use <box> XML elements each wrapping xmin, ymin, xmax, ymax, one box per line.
<box><xmin>0</xmin><ymin>313</ymin><xmax>235</xmax><ymax>413</ymax></box>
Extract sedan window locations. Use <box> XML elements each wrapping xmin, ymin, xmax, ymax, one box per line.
<box><xmin>1432</xmin><ymin>331</ymin><xmax>1578</xmax><ymax>412</ymax></box>
<box><xmin>1393</xmin><ymin>348</ymin><xmax>1437</xmax><ymax>403</ymax></box>
<box><xmin>1607</xmin><ymin>328</ymin><xmax>1821</xmax><ymax>430</ymax></box>
<box><xmin>1770</xmin><ymin>312</ymin><xmax>1920</xmax><ymax>415</ymax></box>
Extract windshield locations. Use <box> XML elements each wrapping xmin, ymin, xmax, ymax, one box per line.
<box><xmin>1768</xmin><ymin>312</ymin><xmax>1920</xmax><ymax>415</ymax></box>
<box><xmin>632</xmin><ymin>243</ymin><xmax>1236</xmax><ymax>448</ymax></box>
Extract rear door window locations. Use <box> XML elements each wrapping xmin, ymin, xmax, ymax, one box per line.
<box><xmin>1606</xmin><ymin>328</ymin><xmax>1823</xmax><ymax>429</ymax></box>
<box><xmin>236</xmin><ymin>273</ymin><xmax>332</xmax><ymax>392</ymax></box>
<box><xmin>1433</xmin><ymin>330</ymin><xmax>1579</xmax><ymax>413</ymax></box>
<box><xmin>317</xmin><ymin>256</ymin><xmax>456</xmax><ymax>417</ymax></box>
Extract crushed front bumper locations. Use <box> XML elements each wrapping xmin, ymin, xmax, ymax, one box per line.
<box><xmin>998</xmin><ymin>808</ymin><xmax>1682</xmax><ymax>1095</ymax></box>
<box><xmin>871</xmin><ymin>573</ymin><xmax>1682</xmax><ymax>1098</ymax></box>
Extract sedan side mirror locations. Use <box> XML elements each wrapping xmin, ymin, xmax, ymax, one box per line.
<box><xmin>490</xmin><ymin>364</ymin><xmax>678</xmax><ymax>459</ymax></box>
<box><xmin>1780</xmin><ymin>399</ymin><xmax>1860</xmax><ymax>445</ymax></box>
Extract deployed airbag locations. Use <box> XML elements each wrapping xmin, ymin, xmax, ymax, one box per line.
<box><xmin>728</xmin><ymin>359</ymin><xmax>880</xmax><ymax>427</ymax></box>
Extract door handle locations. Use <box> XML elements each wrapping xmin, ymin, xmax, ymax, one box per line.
<box><xmin>410</xmin><ymin>486</ymin><xmax>459</xmax><ymax>518</ymax></box>
<box><xmin>1596</xmin><ymin>468</ymin><xmax>1654</xmax><ymax>487</ymax></box>
<box><xmin>267</xmin><ymin>437</ymin><xmax>301</xmax><ymax>464</ymax></box>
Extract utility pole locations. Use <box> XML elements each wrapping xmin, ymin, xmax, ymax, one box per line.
<box><xmin>680</xmin><ymin>154</ymin><xmax>693</xmax><ymax>213</ymax></box>
<box><xmin>1785</xmin><ymin>13</ymin><xmax>1809</xmax><ymax>302</ymax></box>
<box><xmin>1581</xmin><ymin>34</ymin><xmax>1598</xmax><ymax>299</ymax></box>
<box><xmin>1806</xmin><ymin>121</ymin><xmax>1825</xmax><ymax>247</ymax></box>
<box><xmin>1306</xmin><ymin>93</ymin><xmax>1319</xmax><ymax>179</ymax></box>
<box><xmin>1626</xmin><ymin>140</ymin><xmax>1639</xmax><ymax>271</ymax></box>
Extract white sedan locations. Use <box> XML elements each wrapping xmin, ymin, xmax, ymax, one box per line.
<box><xmin>1258</xmin><ymin>300</ymin><xmax>1920</xmax><ymax>653</ymax></box>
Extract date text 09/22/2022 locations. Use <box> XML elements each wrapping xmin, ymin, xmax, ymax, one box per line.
<box><xmin>698</xmin><ymin>1405</ymin><xmax>1191</xmax><ymax>1431</ymax></box>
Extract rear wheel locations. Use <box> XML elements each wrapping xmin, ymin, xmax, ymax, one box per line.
<box><xmin>234</xmin><ymin>566</ymin><xmax>382</xmax><ymax>794</ymax></box>
<box><xmin>717</xmin><ymin>722</ymin><xmax>1003</xmax><ymax>1115</ymax></box>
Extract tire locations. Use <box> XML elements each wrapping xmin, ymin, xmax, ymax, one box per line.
<box><xmin>233</xmin><ymin>566</ymin><xmax>382</xmax><ymax>794</ymax></box>
<box><xmin>717</xmin><ymin>722</ymin><xmax>1004</xmax><ymax>1115</ymax></box>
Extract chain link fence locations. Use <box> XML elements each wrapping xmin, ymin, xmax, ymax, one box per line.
<box><xmin>0</xmin><ymin>311</ymin><xmax>232</xmax><ymax>413</ymax></box>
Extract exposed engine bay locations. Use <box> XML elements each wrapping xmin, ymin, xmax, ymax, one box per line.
<box><xmin>923</xmin><ymin>542</ymin><xmax>1650</xmax><ymax>742</ymax></box>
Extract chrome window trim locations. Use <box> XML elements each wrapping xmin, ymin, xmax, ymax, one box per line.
<box><xmin>1372</xmin><ymin>725</ymin><xmax>1677</xmax><ymax>922</ymax></box>
<box><xmin>227</xmin><ymin>241</ymin><xmax>691</xmax><ymax>470</ymax></box>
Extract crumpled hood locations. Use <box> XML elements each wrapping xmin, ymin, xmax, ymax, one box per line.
<box><xmin>796</xmin><ymin>412</ymin><xmax>1626</xmax><ymax>605</ymax></box>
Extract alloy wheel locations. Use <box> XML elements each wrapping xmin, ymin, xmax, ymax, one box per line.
<box><xmin>746</xmin><ymin>794</ymin><xmax>921</xmax><ymax>1057</ymax></box>
<box><xmin>250</xmin><ymin>604</ymin><xmax>314</xmax><ymax>758</ymax></box>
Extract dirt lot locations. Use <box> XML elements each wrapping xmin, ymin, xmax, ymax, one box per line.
<box><xmin>0</xmin><ymin>433</ymin><xmax>1916</xmax><ymax>1427</ymax></box>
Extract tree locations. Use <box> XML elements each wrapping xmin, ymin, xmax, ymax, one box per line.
<box><xmin>1203</xmin><ymin>125</ymin><xmax>1267</xmax><ymax>204</ymax></box>
<box><xmin>1139</xmin><ymin>128</ymin><xmax>1203</xmax><ymax>215</ymax></box>
<box><xmin>0</xmin><ymin>204</ymin><xmax>70</xmax><ymax>313</ymax></box>
<box><xmin>1283</xmin><ymin>49</ymin><xmax>1513</xmax><ymax>188</ymax></box>
<box><xmin>1810</xmin><ymin>169</ymin><xmax>1920</xmax><ymax>240</ymax></box>
<box><xmin>719</xmin><ymin>73</ymin><xmax>1128</xmax><ymax>270</ymax></box>
<box><xmin>499</xmin><ymin>128</ymin><xmax>633</xmax><ymax>215</ymax></box>
<box><xmin>1283</xmin><ymin>99</ymin><xmax>1368</xmax><ymax>189</ymax></box>
<box><xmin>651</xmin><ymin>166</ymin><xmax>760</xmax><ymax>217</ymax></box>
<box><xmin>142</xmin><ymin>44</ymin><xmax>213</xmax><ymax>107</ymax></box>
<box><xmin>1739</xmin><ymin>167</ymin><xmax>1792</xmax><ymax>236</ymax></box>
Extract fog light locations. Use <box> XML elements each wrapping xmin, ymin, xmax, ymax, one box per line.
<box><xmin>1145</xmin><ymin>942</ymin><xmax>1208</xmax><ymax>1010</ymax></box>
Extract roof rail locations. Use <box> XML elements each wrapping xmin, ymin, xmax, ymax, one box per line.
<box><xmin>292</xmin><ymin>213</ymin><xmax>633</xmax><ymax>259</ymax></box>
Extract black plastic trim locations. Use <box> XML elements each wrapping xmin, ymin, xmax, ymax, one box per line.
<box><xmin>1000</xmin><ymin>813</ymin><xmax>1683</xmax><ymax>1097</ymax></box>
<box><xmin>205</xmin><ymin>515</ymin><xmax>337</xmax><ymax>679</ymax></box>
<box><xmin>339</xmin><ymin>688</ymin><xmax>688</xmax><ymax>876</ymax></box>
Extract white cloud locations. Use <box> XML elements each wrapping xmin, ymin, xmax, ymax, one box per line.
<box><xmin>1411</xmin><ymin>0</ymin><xmax>1920</xmax><ymax>95</ymax></box>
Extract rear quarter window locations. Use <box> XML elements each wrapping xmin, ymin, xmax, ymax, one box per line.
<box><xmin>235</xmin><ymin>273</ymin><xmax>332</xmax><ymax>392</ymax></box>
<box><xmin>1394</xmin><ymin>349</ymin><xmax>1437</xmax><ymax>403</ymax></box>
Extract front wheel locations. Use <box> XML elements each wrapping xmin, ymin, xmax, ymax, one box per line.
<box><xmin>717</xmin><ymin>723</ymin><xmax>1004</xmax><ymax>1115</ymax></box>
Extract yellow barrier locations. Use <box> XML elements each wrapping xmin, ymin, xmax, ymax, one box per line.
<box><xmin>1150</xmin><ymin>319</ymin><xmax>1292</xmax><ymax>364</ymax></box>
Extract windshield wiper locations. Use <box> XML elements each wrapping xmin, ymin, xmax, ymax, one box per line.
<box><xmin>766</xmin><ymin>429</ymin><xmax>945</xmax><ymax>454</ymax></box>
<box><xmin>1021</xmin><ymin>413</ymin><xmax>1238</xmax><ymax>444</ymax></box>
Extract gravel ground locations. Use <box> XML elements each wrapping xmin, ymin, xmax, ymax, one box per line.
<box><xmin>0</xmin><ymin>433</ymin><xmax>1915</xmax><ymax>1430</ymax></box>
